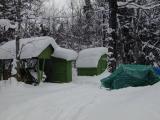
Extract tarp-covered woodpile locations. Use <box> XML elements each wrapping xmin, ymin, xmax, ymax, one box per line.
<box><xmin>101</xmin><ymin>64</ymin><xmax>160</xmax><ymax>89</ymax></box>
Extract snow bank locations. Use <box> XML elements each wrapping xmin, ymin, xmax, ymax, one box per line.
<box><xmin>73</xmin><ymin>69</ymin><xmax>111</xmax><ymax>86</ymax></box>
<box><xmin>0</xmin><ymin>19</ymin><xmax>17</xmax><ymax>31</ymax></box>
<box><xmin>0</xmin><ymin>74</ymin><xmax>160</xmax><ymax>120</ymax></box>
<box><xmin>76</xmin><ymin>47</ymin><xmax>108</xmax><ymax>68</ymax></box>
<box><xmin>0</xmin><ymin>77</ymin><xmax>24</xmax><ymax>89</ymax></box>
<box><xmin>52</xmin><ymin>47</ymin><xmax>78</xmax><ymax>61</ymax></box>
<box><xmin>79</xmin><ymin>82</ymin><xmax>160</xmax><ymax>120</ymax></box>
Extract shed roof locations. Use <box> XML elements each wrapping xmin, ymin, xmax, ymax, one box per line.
<box><xmin>0</xmin><ymin>36</ymin><xmax>58</xmax><ymax>59</ymax></box>
<box><xmin>0</xmin><ymin>36</ymin><xmax>77</xmax><ymax>60</ymax></box>
<box><xmin>52</xmin><ymin>47</ymin><xmax>78</xmax><ymax>61</ymax></box>
<box><xmin>76</xmin><ymin>47</ymin><xmax>108</xmax><ymax>68</ymax></box>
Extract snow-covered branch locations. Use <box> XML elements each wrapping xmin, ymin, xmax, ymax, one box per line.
<box><xmin>118</xmin><ymin>0</ymin><xmax>135</xmax><ymax>8</ymax></box>
<box><xmin>57</xmin><ymin>32</ymin><xmax>83</xmax><ymax>40</ymax></box>
<box><xmin>142</xmin><ymin>42</ymin><xmax>160</xmax><ymax>53</ymax></box>
<box><xmin>118</xmin><ymin>1</ymin><xmax>160</xmax><ymax>10</ymax></box>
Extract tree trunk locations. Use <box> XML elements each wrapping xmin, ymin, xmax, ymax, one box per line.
<box><xmin>85</xmin><ymin>0</ymin><xmax>91</xmax><ymax>5</ymax></box>
<box><xmin>108</xmin><ymin>0</ymin><xmax>118</xmax><ymax>72</ymax></box>
<box><xmin>102</xmin><ymin>10</ymin><xmax>107</xmax><ymax>47</ymax></box>
<box><xmin>84</xmin><ymin>0</ymin><xmax>93</xmax><ymax>46</ymax></box>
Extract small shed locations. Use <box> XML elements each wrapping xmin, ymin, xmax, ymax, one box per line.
<box><xmin>44</xmin><ymin>47</ymin><xmax>77</xmax><ymax>83</ymax></box>
<box><xmin>76</xmin><ymin>47</ymin><xmax>108</xmax><ymax>76</ymax></box>
<box><xmin>0</xmin><ymin>36</ymin><xmax>56</xmax><ymax>81</ymax></box>
<box><xmin>0</xmin><ymin>36</ymin><xmax>78</xmax><ymax>83</ymax></box>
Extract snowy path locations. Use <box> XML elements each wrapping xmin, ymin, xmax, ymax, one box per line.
<box><xmin>0</xmin><ymin>74</ymin><xmax>160</xmax><ymax>120</ymax></box>
<box><xmin>0</xmin><ymin>82</ymin><xmax>105</xmax><ymax>120</ymax></box>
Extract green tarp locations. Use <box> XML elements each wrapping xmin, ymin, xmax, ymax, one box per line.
<box><xmin>101</xmin><ymin>64</ymin><xmax>160</xmax><ymax>89</ymax></box>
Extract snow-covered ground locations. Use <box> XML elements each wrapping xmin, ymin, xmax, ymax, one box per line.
<box><xmin>0</xmin><ymin>70</ymin><xmax>160</xmax><ymax>120</ymax></box>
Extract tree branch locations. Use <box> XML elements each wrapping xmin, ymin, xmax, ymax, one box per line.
<box><xmin>118</xmin><ymin>1</ymin><xmax>160</xmax><ymax>10</ymax></box>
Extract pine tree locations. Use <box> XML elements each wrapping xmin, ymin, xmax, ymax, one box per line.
<box><xmin>0</xmin><ymin>0</ymin><xmax>16</xmax><ymax>20</ymax></box>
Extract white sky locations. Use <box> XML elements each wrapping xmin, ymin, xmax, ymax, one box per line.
<box><xmin>44</xmin><ymin>0</ymin><xmax>69</xmax><ymax>10</ymax></box>
<box><xmin>43</xmin><ymin>0</ymin><xmax>71</xmax><ymax>16</ymax></box>
<box><xmin>43</xmin><ymin>0</ymin><xmax>84</xmax><ymax>16</ymax></box>
<box><xmin>44</xmin><ymin>0</ymin><xmax>84</xmax><ymax>10</ymax></box>
<box><xmin>54</xmin><ymin>0</ymin><xmax>67</xmax><ymax>8</ymax></box>
<box><xmin>53</xmin><ymin>0</ymin><xmax>68</xmax><ymax>9</ymax></box>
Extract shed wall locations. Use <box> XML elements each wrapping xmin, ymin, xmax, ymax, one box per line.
<box><xmin>0</xmin><ymin>60</ymin><xmax>2</xmax><ymax>80</ymax></box>
<box><xmin>77</xmin><ymin>68</ymin><xmax>97</xmax><ymax>76</ymax></box>
<box><xmin>45</xmin><ymin>57</ymin><xmax>72</xmax><ymax>83</ymax></box>
<box><xmin>38</xmin><ymin>45</ymin><xmax>54</xmax><ymax>81</ymax></box>
<box><xmin>97</xmin><ymin>54</ymin><xmax>107</xmax><ymax>75</ymax></box>
<box><xmin>38</xmin><ymin>45</ymin><xmax>53</xmax><ymax>59</ymax></box>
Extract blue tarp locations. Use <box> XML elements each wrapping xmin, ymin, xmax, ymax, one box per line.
<box><xmin>153</xmin><ymin>67</ymin><xmax>160</xmax><ymax>76</ymax></box>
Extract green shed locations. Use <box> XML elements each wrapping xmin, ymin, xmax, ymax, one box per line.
<box><xmin>0</xmin><ymin>36</ymin><xmax>56</xmax><ymax>81</ymax></box>
<box><xmin>76</xmin><ymin>47</ymin><xmax>108</xmax><ymax>76</ymax></box>
<box><xmin>44</xmin><ymin>47</ymin><xmax>77</xmax><ymax>83</ymax></box>
<box><xmin>0</xmin><ymin>36</ymin><xmax>78</xmax><ymax>83</ymax></box>
<box><xmin>0</xmin><ymin>61</ymin><xmax>2</xmax><ymax>80</ymax></box>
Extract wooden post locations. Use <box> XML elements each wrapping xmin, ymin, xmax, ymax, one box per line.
<box><xmin>37</xmin><ymin>59</ymin><xmax>40</xmax><ymax>82</ymax></box>
<box><xmin>16</xmin><ymin>0</ymin><xmax>21</xmax><ymax>81</ymax></box>
<box><xmin>16</xmin><ymin>0</ymin><xmax>21</xmax><ymax>59</ymax></box>
<box><xmin>16</xmin><ymin>36</ymin><xmax>20</xmax><ymax>59</ymax></box>
<box><xmin>41</xmin><ymin>59</ymin><xmax>46</xmax><ymax>81</ymax></box>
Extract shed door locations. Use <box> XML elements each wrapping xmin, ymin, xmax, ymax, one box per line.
<box><xmin>44</xmin><ymin>60</ymin><xmax>54</xmax><ymax>82</ymax></box>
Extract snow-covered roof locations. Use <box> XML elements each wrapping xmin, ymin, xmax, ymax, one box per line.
<box><xmin>76</xmin><ymin>47</ymin><xmax>108</xmax><ymax>68</ymax></box>
<box><xmin>0</xmin><ymin>36</ymin><xmax>58</xmax><ymax>59</ymax></box>
<box><xmin>52</xmin><ymin>47</ymin><xmax>78</xmax><ymax>61</ymax></box>
<box><xmin>0</xmin><ymin>36</ymin><xmax>77</xmax><ymax>60</ymax></box>
<box><xmin>0</xmin><ymin>19</ymin><xmax>17</xmax><ymax>31</ymax></box>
